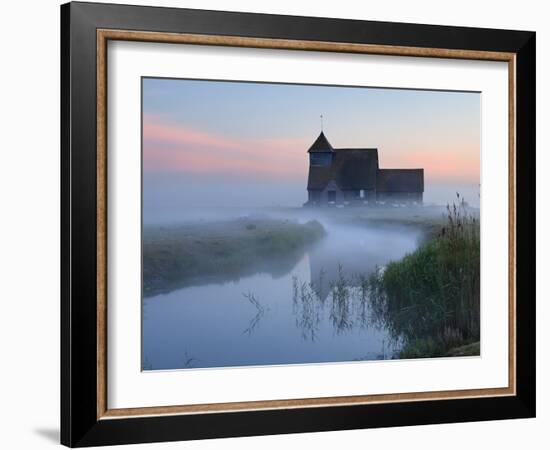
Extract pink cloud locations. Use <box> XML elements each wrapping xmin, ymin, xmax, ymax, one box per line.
<box><xmin>143</xmin><ymin>114</ymin><xmax>308</xmax><ymax>180</ymax></box>
<box><xmin>381</xmin><ymin>147</ymin><xmax>480</xmax><ymax>184</ymax></box>
<box><xmin>144</xmin><ymin>116</ymin><xmax>242</xmax><ymax>151</ymax></box>
<box><xmin>143</xmin><ymin>115</ymin><xmax>480</xmax><ymax>184</ymax></box>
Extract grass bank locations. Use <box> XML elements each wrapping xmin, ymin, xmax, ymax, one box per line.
<box><xmin>370</xmin><ymin>198</ymin><xmax>480</xmax><ymax>358</ymax></box>
<box><xmin>143</xmin><ymin>218</ymin><xmax>325</xmax><ymax>297</ymax></box>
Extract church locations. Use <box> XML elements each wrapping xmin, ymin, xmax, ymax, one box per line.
<box><xmin>304</xmin><ymin>132</ymin><xmax>424</xmax><ymax>207</ymax></box>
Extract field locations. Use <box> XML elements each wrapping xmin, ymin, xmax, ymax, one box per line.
<box><xmin>143</xmin><ymin>218</ymin><xmax>325</xmax><ymax>296</ymax></box>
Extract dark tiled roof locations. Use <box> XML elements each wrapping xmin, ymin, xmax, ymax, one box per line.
<box><xmin>376</xmin><ymin>169</ymin><xmax>424</xmax><ymax>193</ymax></box>
<box><xmin>307</xmin><ymin>148</ymin><xmax>379</xmax><ymax>190</ymax></box>
<box><xmin>307</xmin><ymin>132</ymin><xmax>334</xmax><ymax>153</ymax></box>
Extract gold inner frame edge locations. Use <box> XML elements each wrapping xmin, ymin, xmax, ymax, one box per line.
<box><xmin>96</xmin><ymin>28</ymin><xmax>517</xmax><ymax>420</ymax></box>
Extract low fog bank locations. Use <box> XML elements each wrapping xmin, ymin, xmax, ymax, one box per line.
<box><xmin>144</xmin><ymin>174</ymin><xmax>305</xmax><ymax>225</ymax></box>
<box><xmin>423</xmin><ymin>183</ymin><xmax>480</xmax><ymax>208</ymax></box>
<box><xmin>143</xmin><ymin>174</ymin><xmax>479</xmax><ymax>226</ymax></box>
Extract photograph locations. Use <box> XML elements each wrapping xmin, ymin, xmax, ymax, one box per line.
<box><xmin>141</xmin><ymin>78</ymin><xmax>481</xmax><ymax>371</ymax></box>
<box><xmin>54</xmin><ymin>1</ymin><xmax>537</xmax><ymax>447</ymax></box>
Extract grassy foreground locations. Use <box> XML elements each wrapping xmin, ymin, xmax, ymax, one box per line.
<box><xmin>143</xmin><ymin>218</ymin><xmax>325</xmax><ymax>297</ymax></box>
<box><xmin>370</xmin><ymin>198</ymin><xmax>480</xmax><ymax>358</ymax></box>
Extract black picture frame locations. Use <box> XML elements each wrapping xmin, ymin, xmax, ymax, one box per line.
<box><xmin>61</xmin><ymin>1</ymin><xmax>536</xmax><ymax>447</ymax></box>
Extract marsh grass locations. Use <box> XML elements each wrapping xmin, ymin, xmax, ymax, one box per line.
<box><xmin>289</xmin><ymin>195</ymin><xmax>480</xmax><ymax>358</ymax></box>
<box><xmin>143</xmin><ymin>218</ymin><xmax>326</xmax><ymax>296</ymax></box>
<box><xmin>371</xmin><ymin>195</ymin><xmax>480</xmax><ymax>358</ymax></box>
<box><xmin>292</xmin><ymin>276</ymin><xmax>323</xmax><ymax>341</ymax></box>
<box><xmin>292</xmin><ymin>266</ymin><xmax>387</xmax><ymax>342</ymax></box>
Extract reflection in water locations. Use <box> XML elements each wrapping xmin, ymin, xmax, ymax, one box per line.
<box><xmin>329</xmin><ymin>265</ymin><xmax>354</xmax><ymax>335</ymax></box>
<box><xmin>181</xmin><ymin>351</ymin><xmax>200</xmax><ymax>368</ymax></box>
<box><xmin>142</xmin><ymin>222</ymin><xmax>420</xmax><ymax>370</ymax></box>
<box><xmin>242</xmin><ymin>292</ymin><xmax>268</xmax><ymax>336</ymax></box>
<box><xmin>292</xmin><ymin>276</ymin><xmax>323</xmax><ymax>342</ymax></box>
<box><xmin>292</xmin><ymin>267</ymin><xmax>389</xmax><ymax>342</ymax></box>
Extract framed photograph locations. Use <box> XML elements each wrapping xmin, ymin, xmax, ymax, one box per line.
<box><xmin>61</xmin><ymin>1</ymin><xmax>536</xmax><ymax>447</ymax></box>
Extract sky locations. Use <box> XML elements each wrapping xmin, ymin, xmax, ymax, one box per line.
<box><xmin>143</xmin><ymin>77</ymin><xmax>480</xmax><ymax>215</ymax></box>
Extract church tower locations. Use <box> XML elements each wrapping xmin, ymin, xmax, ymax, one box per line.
<box><xmin>307</xmin><ymin>131</ymin><xmax>334</xmax><ymax>167</ymax></box>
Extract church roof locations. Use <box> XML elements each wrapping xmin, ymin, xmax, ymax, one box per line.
<box><xmin>376</xmin><ymin>169</ymin><xmax>424</xmax><ymax>193</ymax></box>
<box><xmin>307</xmin><ymin>132</ymin><xmax>334</xmax><ymax>153</ymax></box>
<box><xmin>307</xmin><ymin>148</ymin><xmax>379</xmax><ymax>190</ymax></box>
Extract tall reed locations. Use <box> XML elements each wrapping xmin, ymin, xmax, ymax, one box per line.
<box><xmin>372</xmin><ymin>194</ymin><xmax>480</xmax><ymax>357</ymax></box>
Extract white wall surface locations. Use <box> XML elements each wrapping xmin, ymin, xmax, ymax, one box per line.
<box><xmin>0</xmin><ymin>0</ymin><xmax>546</xmax><ymax>449</ymax></box>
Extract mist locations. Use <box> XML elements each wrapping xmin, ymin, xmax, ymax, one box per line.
<box><xmin>142</xmin><ymin>172</ymin><xmax>481</xmax><ymax>369</ymax></box>
<box><xmin>144</xmin><ymin>172</ymin><xmax>478</xmax><ymax>225</ymax></box>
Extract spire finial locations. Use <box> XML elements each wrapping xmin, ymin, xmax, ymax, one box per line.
<box><xmin>320</xmin><ymin>114</ymin><xmax>324</xmax><ymax>132</ymax></box>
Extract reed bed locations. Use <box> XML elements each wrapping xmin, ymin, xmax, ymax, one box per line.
<box><xmin>371</xmin><ymin>195</ymin><xmax>480</xmax><ymax>357</ymax></box>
